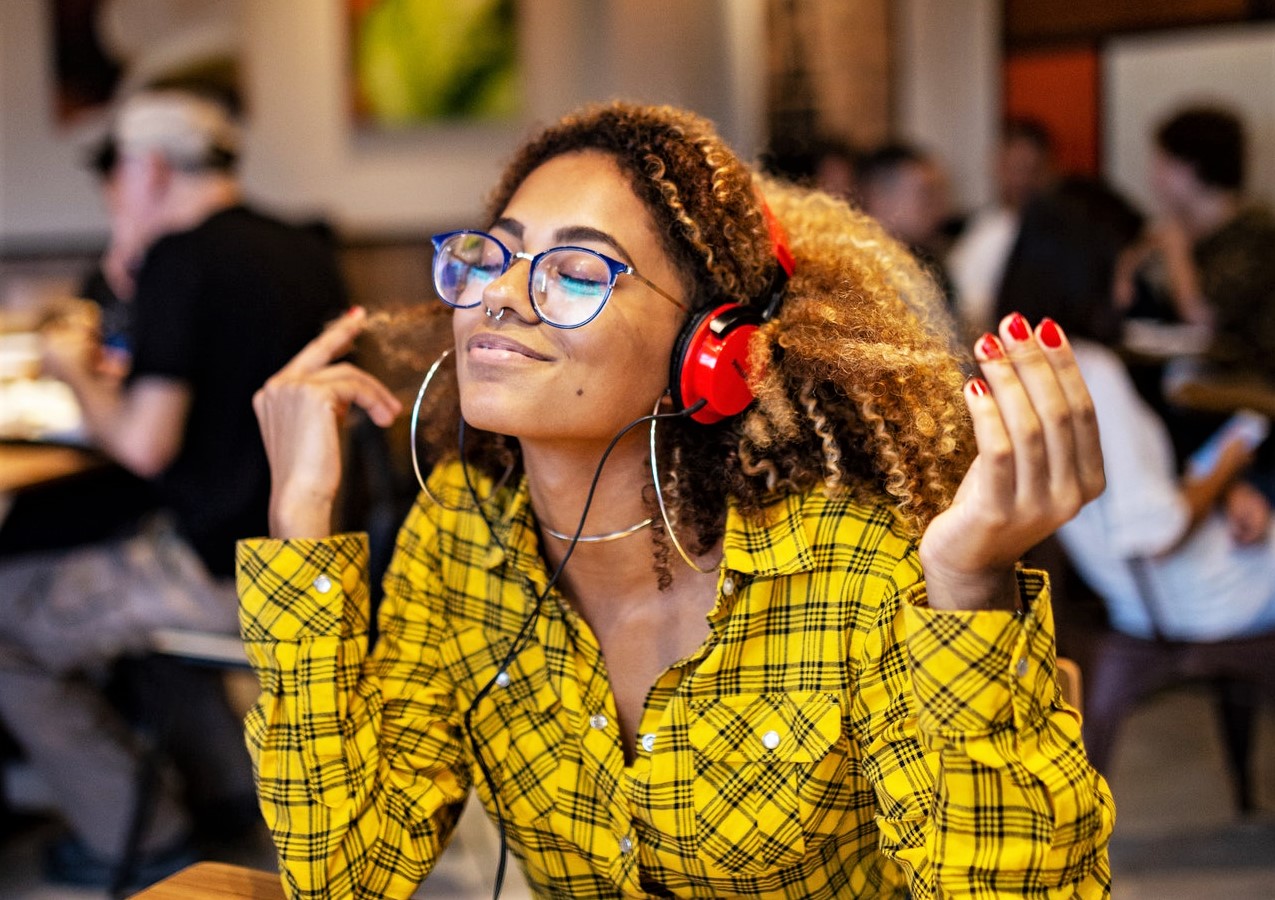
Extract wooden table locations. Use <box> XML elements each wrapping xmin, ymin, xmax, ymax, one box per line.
<box><xmin>128</xmin><ymin>862</ymin><xmax>285</xmax><ymax>899</ymax></box>
<box><xmin>0</xmin><ymin>442</ymin><xmax>105</xmax><ymax>493</ymax></box>
<box><xmin>1163</xmin><ymin>368</ymin><xmax>1275</xmax><ymax>419</ymax></box>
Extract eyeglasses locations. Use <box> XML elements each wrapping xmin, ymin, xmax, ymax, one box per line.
<box><xmin>431</xmin><ymin>230</ymin><xmax>687</xmax><ymax>329</ymax></box>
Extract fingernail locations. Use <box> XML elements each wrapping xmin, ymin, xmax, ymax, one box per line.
<box><xmin>345</xmin><ymin>305</ymin><xmax>364</xmax><ymax>318</ymax></box>
<box><xmin>1038</xmin><ymin>317</ymin><xmax>1063</xmax><ymax>349</ymax></box>
<box><xmin>1007</xmin><ymin>312</ymin><xmax>1030</xmax><ymax>342</ymax></box>
<box><xmin>976</xmin><ymin>333</ymin><xmax>1004</xmax><ymax>360</ymax></box>
<box><xmin>966</xmin><ymin>376</ymin><xmax>989</xmax><ymax>398</ymax></box>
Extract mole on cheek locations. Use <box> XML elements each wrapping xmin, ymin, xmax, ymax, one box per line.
<box><xmin>576</xmin><ymin>388</ymin><xmax>584</xmax><ymax>396</ymax></box>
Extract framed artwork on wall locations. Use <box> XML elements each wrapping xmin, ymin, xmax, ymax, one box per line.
<box><xmin>347</xmin><ymin>0</ymin><xmax>521</xmax><ymax>128</ymax></box>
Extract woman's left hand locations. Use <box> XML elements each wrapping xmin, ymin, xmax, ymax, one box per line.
<box><xmin>918</xmin><ymin>313</ymin><xmax>1106</xmax><ymax>611</ymax></box>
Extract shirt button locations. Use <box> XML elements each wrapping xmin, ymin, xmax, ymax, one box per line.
<box><xmin>618</xmin><ymin>835</ymin><xmax>633</xmax><ymax>855</ymax></box>
<box><xmin>640</xmin><ymin>733</ymin><xmax>656</xmax><ymax>753</ymax></box>
<box><xmin>1016</xmin><ymin>657</ymin><xmax>1029</xmax><ymax>678</ymax></box>
<box><xmin>722</xmin><ymin>576</ymin><xmax>735</xmax><ymax>596</ymax></box>
<box><xmin>589</xmin><ymin>713</ymin><xmax>608</xmax><ymax>731</ymax></box>
<box><xmin>494</xmin><ymin>671</ymin><xmax>511</xmax><ymax>688</ymax></box>
<box><xmin>761</xmin><ymin>729</ymin><xmax>781</xmax><ymax>750</ymax></box>
<box><xmin>312</xmin><ymin>574</ymin><xmax>332</xmax><ymax>594</ymax></box>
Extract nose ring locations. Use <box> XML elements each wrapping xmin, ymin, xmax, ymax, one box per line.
<box><xmin>485</xmin><ymin>306</ymin><xmax>505</xmax><ymax>320</ymax></box>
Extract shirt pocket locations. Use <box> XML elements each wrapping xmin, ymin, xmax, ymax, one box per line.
<box><xmin>688</xmin><ymin>691</ymin><xmax>844</xmax><ymax>875</ymax></box>
<box><xmin>458</xmin><ymin>633</ymin><xmax>564</xmax><ymax>824</ymax></box>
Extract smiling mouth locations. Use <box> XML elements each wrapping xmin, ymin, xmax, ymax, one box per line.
<box><xmin>467</xmin><ymin>333</ymin><xmax>552</xmax><ymax>361</ymax></box>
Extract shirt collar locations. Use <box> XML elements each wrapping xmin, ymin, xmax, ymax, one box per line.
<box><xmin>721</xmin><ymin>490</ymin><xmax>818</xmax><ymax>578</ymax></box>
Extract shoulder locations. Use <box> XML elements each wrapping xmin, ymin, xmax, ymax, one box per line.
<box><xmin>727</xmin><ymin>486</ymin><xmax>921</xmax><ymax>592</ymax></box>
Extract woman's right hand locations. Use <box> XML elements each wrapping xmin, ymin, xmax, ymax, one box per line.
<box><xmin>253</xmin><ymin>307</ymin><xmax>402</xmax><ymax>539</ymax></box>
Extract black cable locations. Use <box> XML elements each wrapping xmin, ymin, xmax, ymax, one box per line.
<box><xmin>454</xmin><ymin>400</ymin><xmax>705</xmax><ymax>899</ymax></box>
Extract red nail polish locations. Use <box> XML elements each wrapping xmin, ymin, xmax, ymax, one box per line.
<box><xmin>967</xmin><ymin>377</ymin><xmax>989</xmax><ymax>397</ymax></box>
<box><xmin>1007</xmin><ymin>313</ymin><xmax>1030</xmax><ymax>342</ymax></box>
<box><xmin>346</xmin><ymin>305</ymin><xmax>363</xmax><ymax>317</ymax></box>
<box><xmin>977</xmin><ymin>333</ymin><xmax>1004</xmax><ymax>360</ymax></box>
<box><xmin>1038</xmin><ymin>318</ymin><xmax>1063</xmax><ymax>349</ymax></box>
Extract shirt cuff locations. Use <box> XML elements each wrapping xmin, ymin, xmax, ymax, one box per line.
<box><xmin>237</xmin><ymin>533</ymin><xmax>370</xmax><ymax>643</ymax></box>
<box><xmin>899</xmin><ymin>568</ymin><xmax>1059</xmax><ymax>740</ymax></box>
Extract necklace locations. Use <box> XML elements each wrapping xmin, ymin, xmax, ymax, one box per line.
<box><xmin>542</xmin><ymin>517</ymin><xmax>655</xmax><ymax>544</ymax></box>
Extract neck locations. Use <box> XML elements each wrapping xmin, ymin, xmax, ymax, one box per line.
<box><xmin>160</xmin><ymin>174</ymin><xmax>240</xmax><ymax>234</ymax></box>
<box><xmin>1181</xmin><ymin>190</ymin><xmax>1241</xmax><ymax>240</ymax></box>
<box><xmin>520</xmin><ymin>433</ymin><xmax>664</xmax><ymax>588</ymax></box>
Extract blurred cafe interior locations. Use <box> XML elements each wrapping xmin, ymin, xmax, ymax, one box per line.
<box><xmin>1</xmin><ymin>1</ymin><xmax>1274</xmax><ymax>898</ymax></box>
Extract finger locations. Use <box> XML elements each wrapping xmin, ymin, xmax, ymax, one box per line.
<box><xmin>1035</xmin><ymin>318</ymin><xmax>1105</xmax><ymax>502</ymax></box>
<box><xmin>276</xmin><ymin>306</ymin><xmax>367</xmax><ymax>378</ymax></box>
<box><xmin>962</xmin><ymin>376</ymin><xmax>1016</xmax><ymax>520</ymax></box>
<box><xmin>307</xmin><ymin>363</ymin><xmax>403</xmax><ymax>427</ymax></box>
<box><xmin>973</xmin><ymin>326</ymin><xmax>1048</xmax><ymax>507</ymax></box>
<box><xmin>997</xmin><ymin>312</ymin><xmax>1081</xmax><ymax>512</ymax></box>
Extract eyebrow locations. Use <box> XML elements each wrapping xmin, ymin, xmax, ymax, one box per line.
<box><xmin>492</xmin><ymin>217</ymin><xmax>636</xmax><ymax>265</ymax></box>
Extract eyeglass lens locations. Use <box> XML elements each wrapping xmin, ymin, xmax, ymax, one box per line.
<box><xmin>434</xmin><ymin>232</ymin><xmax>617</xmax><ymax>327</ymax></box>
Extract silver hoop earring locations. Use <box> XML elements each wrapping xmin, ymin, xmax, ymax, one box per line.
<box><xmin>484</xmin><ymin>306</ymin><xmax>505</xmax><ymax>320</ymax></box>
<box><xmin>648</xmin><ymin>396</ymin><xmax>720</xmax><ymax>574</ymax></box>
<box><xmin>410</xmin><ymin>347</ymin><xmax>514</xmax><ymax>511</ymax></box>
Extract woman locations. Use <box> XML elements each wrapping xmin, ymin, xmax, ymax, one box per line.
<box><xmin>243</xmin><ymin>103</ymin><xmax>1111</xmax><ymax>898</ymax></box>
<box><xmin>998</xmin><ymin>178</ymin><xmax>1275</xmax><ymax>645</ymax></box>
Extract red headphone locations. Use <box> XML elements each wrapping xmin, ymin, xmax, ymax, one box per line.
<box><xmin>669</xmin><ymin>200</ymin><xmax>795</xmax><ymax>424</ymax></box>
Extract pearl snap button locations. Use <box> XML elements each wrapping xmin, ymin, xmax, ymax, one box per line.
<box><xmin>1016</xmin><ymin>658</ymin><xmax>1029</xmax><ymax>678</ymax></box>
<box><xmin>722</xmin><ymin>576</ymin><xmax>735</xmax><ymax>596</ymax></box>
<box><xmin>312</xmin><ymin>574</ymin><xmax>332</xmax><ymax>594</ymax></box>
<box><xmin>762</xmin><ymin>729</ymin><xmax>781</xmax><ymax>750</ymax></box>
<box><xmin>618</xmin><ymin>835</ymin><xmax>633</xmax><ymax>854</ymax></box>
<box><xmin>494</xmin><ymin>671</ymin><xmax>510</xmax><ymax>688</ymax></box>
<box><xmin>640</xmin><ymin>733</ymin><xmax>656</xmax><ymax>753</ymax></box>
<box><xmin>589</xmin><ymin>713</ymin><xmax>608</xmax><ymax>730</ymax></box>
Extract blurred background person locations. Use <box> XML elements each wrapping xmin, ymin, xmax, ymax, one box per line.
<box><xmin>761</xmin><ymin>133</ymin><xmax>861</xmax><ymax>202</ymax></box>
<box><xmin>998</xmin><ymin>176</ymin><xmax>1275</xmax><ymax>779</ymax></box>
<box><xmin>855</xmin><ymin>141</ymin><xmax>957</xmax><ymax>307</ymax></box>
<box><xmin>0</xmin><ymin>87</ymin><xmax>347</xmax><ymax>889</ymax></box>
<box><xmin>948</xmin><ymin>118</ymin><xmax>1056</xmax><ymax>342</ymax></box>
<box><xmin>999</xmin><ymin>177</ymin><xmax>1275</xmax><ymax>640</ymax></box>
<box><xmin>1140</xmin><ymin>105</ymin><xmax>1275</xmax><ymax>381</ymax></box>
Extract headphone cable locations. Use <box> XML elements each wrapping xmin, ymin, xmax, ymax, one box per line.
<box><xmin>453</xmin><ymin>400</ymin><xmax>705</xmax><ymax>899</ymax></box>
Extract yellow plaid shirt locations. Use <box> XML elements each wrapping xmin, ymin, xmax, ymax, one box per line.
<box><xmin>237</xmin><ymin>460</ymin><xmax>1113</xmax><ymax>899</ymax></box>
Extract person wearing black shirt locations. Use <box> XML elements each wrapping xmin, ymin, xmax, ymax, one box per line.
<box><xmin>0</xmin><ymin>89</ymin><xmax>345</xmax><ymax>887</ymax></box>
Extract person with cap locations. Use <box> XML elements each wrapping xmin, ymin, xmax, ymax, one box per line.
<box><xmin>0</xmin><ymin>87</ymin><xmax>347</xmax><ymax>888</ymax></box>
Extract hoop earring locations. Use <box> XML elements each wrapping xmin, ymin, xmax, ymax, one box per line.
<box><xmin>648</xmin><ymin>396</ymin><xmax>719</xmax><ymax>574</ymax></box>
<box><xmin>410</xmin><ymin>347</ymin><xmax>514</xmax><ymax>511</ymax></box>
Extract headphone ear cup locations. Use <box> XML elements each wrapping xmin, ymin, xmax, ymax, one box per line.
<box><xmin>669</xmin><ymin>303</ymin><xmax>762</xmax><ymax>424</ymax></box>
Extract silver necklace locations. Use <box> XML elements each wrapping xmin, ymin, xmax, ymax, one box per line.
<box><xmin>542</xmin><ymin>517</ymin><xmax>655</xmax><ymax>544</ymax></box>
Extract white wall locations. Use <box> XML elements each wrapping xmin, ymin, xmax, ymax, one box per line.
<box><xmin>0</xmin><ymin>0</ymin><xmax>115</xmax><ymax>250</ymax></box>
<box><xmin>894</xmin><ymin>0</ymin><xmax>1000</xmax><ymax>211</ymax></box>
<box><xmin>1105</xmin><ymin>23</ymin><xmax>1275</xmax><ymax>215</ymax></box>
<box><xmin>0</xmin><ymin>0</ymin><xmax>766</xmax><ymax>253</ymax></box>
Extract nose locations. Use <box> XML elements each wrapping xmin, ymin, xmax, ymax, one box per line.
<box><xmin>482</xmin><ymin>252</ymin><xmax>537</xmax><ymax>323</ymax></box>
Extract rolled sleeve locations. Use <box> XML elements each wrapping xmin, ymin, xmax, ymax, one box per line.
<box><xmin>900</xmin><ymin>568</ymin><xmax>1059</xmax><ymax>741</ymax></box>
<box><xmin>237</xmin><ymin>533</ymin><xmax>370</xmax><ymax>646</ymax></box>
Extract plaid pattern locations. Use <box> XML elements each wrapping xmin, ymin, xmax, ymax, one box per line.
<box><xmin>238</xmin><ymin>460</ymin><xmax>1113</xmax><ymax>899</ymax></box>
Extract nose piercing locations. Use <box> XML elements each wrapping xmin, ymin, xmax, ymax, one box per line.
<box><xmin>485</xmin><ymin>306</ymin><xmax>505</xmax><ymax>320</ymax></box>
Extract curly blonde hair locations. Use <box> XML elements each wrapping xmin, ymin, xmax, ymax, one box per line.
<box><xmin>396</xmin><ymin>101</ymin><xmax>973</xmax><ymax>555</ymax></box>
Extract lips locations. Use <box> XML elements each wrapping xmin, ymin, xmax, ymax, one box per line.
<box><xmin>466</xmin><ymin>332</ymin><xmax>552</xmax><ymax>361</ymax></box>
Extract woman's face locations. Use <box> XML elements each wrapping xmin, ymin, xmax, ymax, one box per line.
<box><xmin>452</xmin><ymin>150</ymin><xmax>690</xmax><ymax>446</ymax></box>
